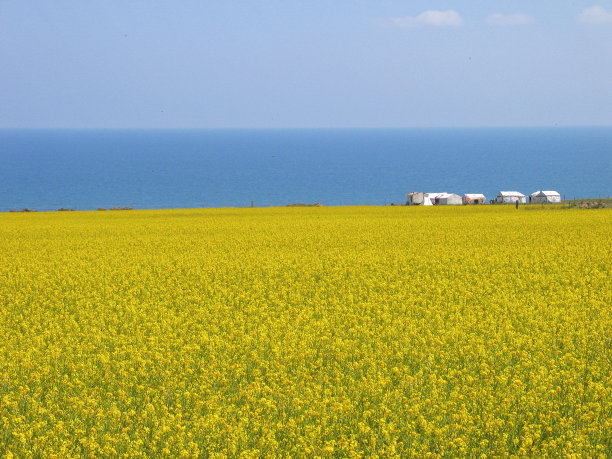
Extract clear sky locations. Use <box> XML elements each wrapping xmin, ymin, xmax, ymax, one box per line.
<box><xmin>1</xmin><ymin>1</ymin><xmax>611</xmax><ymax>128</ymax></box>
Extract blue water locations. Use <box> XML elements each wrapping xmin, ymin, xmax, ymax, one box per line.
<box><xmin>0</xmin><ymin>128</ymin><xmax>610</xmax><ymax>211</ymax></box>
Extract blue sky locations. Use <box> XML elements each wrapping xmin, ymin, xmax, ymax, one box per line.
<box><xmin>1</xmin><ymin>1</ymin><xmax>611</xmax><ymax>128</ymax></box>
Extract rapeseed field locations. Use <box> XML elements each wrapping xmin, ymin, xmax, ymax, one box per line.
<box><xmin>1</xmin><ymin>206</ymin><xmax>610</xmax><ymax>457</ymax></box>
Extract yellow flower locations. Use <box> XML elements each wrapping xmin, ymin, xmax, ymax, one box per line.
<box><xmin>0</xmin><ymin>206</ymin><xmax>609</xmax><ymax>456</ymax></box>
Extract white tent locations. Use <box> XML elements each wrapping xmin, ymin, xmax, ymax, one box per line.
<box><xmin>426</xmin><ymin>192</ymin><xmax>446</xmax><ymax>205</ymax></box>
<box><xmin>406</xmin><ymin>192</ymin><xmax>425</xmax><ymax>206</ymax></box>
<box><xmin>436</xmin><ymin>193</ymin><xmax>462</xmax><ymax>205</ymax></box>
<box><xmin>495</xmin><ymin>191</ymin><xmax>526</xmax><ymax>204</ymax></box>
<box><xmin>530</xmin><ymin>190</ymin><xmax>561</xmax><ymax>204</ymax></box>
<box><xmin>462</xmin><ymin>193</ymin><xmax>486</xmax><ymax>205</ymax></box>
<box><xmin>406</xmin><ymin>191</ymin><xmax>445</xmax><ymax>206</ymax></box>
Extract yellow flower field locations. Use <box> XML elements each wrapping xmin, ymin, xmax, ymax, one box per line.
<box><xmin>0</xmin><ymin>206</ymin><xmax>610</xmax><ymax>457</ymax></box>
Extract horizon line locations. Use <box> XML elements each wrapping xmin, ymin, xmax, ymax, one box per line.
<box><xmin>1</xmin><ymin>124</ymin><xmax>612</xmax><ymax>131</ymax></box>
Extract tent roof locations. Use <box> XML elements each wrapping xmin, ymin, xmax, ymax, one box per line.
<box><xmin>531</xmin><ymin>190</ymin><xmax>560</xmax><ymax>197</ymax></box>
<box><xmin>463</xmin><ymin>193</ymin><xmax>485</xmax><ymax>198</ymax></box>
<box><xmin>498</xmin><ymin>191</ymin><xmax>525</xmax><ymax>197</ymax></box>
<box><xmin>426</xmin><ymin>192</ymin><xmax>447</xmax><ymax>198</ymax></box>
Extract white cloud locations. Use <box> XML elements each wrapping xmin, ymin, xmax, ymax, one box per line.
<box><xmin>578</xmin><ymin>6</ymin><xmax>612</xmax><ymax>24</ymax></box>
<box><xmin>387</xmin><ymin>10</ymin><xmax>464</xmax><ymax>28</ymax></box>
<box><xmin>485</xmin><ymin>13</ymin><xmax>534</xmax><ymax>26</ymax></box>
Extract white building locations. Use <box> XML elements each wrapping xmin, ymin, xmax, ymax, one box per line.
<box><xmin>406</xmin><ymin>192</ymin><xmax>427</xmax><ymax>206</ymax></box>
<box><xmin>530</xmin><ymin>190</ymin><xmax>561</xmax><ymax>204</ymax></box>
<box><xmin>462</xmin><ymin>193</ymin><xmax>486</xmax><ymax>205</ymax></box>
<box><xmin>406</xmin><ymin>192</ymin><xmax>447</xmax><ymax>206</ymax></box>
<box><xmin>426</xmin><ymin>192</ymin><xmax>446</xmax><ymax>205</ymax></box>
<box><xmin>495</xmin><ymin>191</ymin><xmax>527</xmax><ymax>204</ymax></box>
<box><xmin>435</xmin><ymin>193</ymin><xmax>462</xmax><ymax>205</ymax></box>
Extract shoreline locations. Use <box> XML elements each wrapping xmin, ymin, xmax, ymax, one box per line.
<box><xmin>3</xmin><ymin>198</ymin><xmax>612</xmax><ymax>213</ymax></box>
